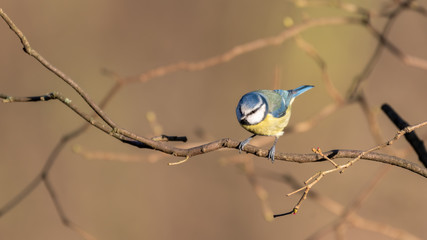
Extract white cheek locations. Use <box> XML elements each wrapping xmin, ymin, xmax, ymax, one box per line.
<box><xmin>246</xmin><ymin>104</ymin><xmax>266</xmax><ymax>125</ymax></box>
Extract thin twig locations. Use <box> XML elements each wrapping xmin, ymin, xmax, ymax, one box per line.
<box><xmin>269</xmin><ymin>173</ymin><xmax>422</xmax><ymax>239</ymax></box>
<box><xmin>168</xmin><ymin>156</ymin><xmax>190</xmax><ymax>166</ymax></box>
<box><xmin>278</xmin><ymin>121</ymin><xmax>427</xmax><ymax>215</ymax></box>
<box><xmin>312</xmin><ymin>147</ymin><xmax>339</xmax><ymax>168</ymax></box>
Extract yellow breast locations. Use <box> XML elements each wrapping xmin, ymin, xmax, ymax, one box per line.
<box><xmin>241</xmin><ymin>112</ymin><xmax>291</xmax><ymax>137</ymax></box>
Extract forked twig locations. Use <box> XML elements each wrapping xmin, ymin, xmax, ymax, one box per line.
<box><xmin>278</xmin><ymin>121</ymin><xmax>427</xmax><ymax>215</ymax></box>
<box><xmin>312</xmin><ymin>147</ymin><xmax>339</xmax><ymax>168</ymax></box>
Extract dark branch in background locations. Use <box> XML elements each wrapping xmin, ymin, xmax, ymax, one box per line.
<box><xmin>381</xmin><ymin>103</ymin><xmax>427</xmax><ymax>167</ymax></box>
<box><xmin>272</xmin><ymin>211</ymin><xmax>294</xmax><ymax>218</ymax></box>
<box><xmin>151</xmin><ymin>135</ymin><xmax>188</xmax><ymax>142</ymax></box>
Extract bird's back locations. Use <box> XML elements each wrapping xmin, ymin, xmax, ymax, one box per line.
<box><xmin>254</xmin><ymin>90</ymin><xmax>289</xmax><ymax>118</ymax></box>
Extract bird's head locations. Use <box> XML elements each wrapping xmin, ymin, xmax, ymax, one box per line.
<box><xmin>236</xmin><ymin>92</ymin><xmax>268</xmax><ymax>125</ymax></box>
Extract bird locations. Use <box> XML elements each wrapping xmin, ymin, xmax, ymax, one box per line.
<box><xmin>235</xmin><ymin>85</ymin><xmax>314</xmax><ymax>163</ymax></box>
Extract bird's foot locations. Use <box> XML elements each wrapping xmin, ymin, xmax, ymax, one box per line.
<box><xmin>268</xmin><ymin>145</ymin><xmax>276</xmax><ymax>163</ymax></box>
<box><xmin>238</xmin><ymin>135</ymin><xmax>254</xmax><ymax>153</ymax></box>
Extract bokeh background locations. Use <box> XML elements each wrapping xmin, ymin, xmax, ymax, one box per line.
<box><xmin>1</xmin><ymin>0</ymin><xmax>427</xmax><ymax>239</ymax></box>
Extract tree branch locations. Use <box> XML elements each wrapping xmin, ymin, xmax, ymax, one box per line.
<box><xmin>0</xmin><ymin>8</ymin><xmax>117</xmax><ymax>130</ymax></box>
<box><xmin>2</xmin><ymin>92</ymin><xmax>427</xmax><ymax>177</ymax></box>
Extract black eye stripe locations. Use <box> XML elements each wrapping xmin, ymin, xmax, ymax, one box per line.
<box><xmin>249</xmin><ymin>108</ymin><xmax>259</xmax><ymax>115</ymax></box>
<box><xmin>248</xmin><ymin>103</ymin><xmax>265</xmax><ymax>116</ymax></box>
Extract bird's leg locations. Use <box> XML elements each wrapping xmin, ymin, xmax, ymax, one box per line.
<box><xmin>238</xmin><ymin>134</ymin><xmax>256</xmax><ymax>153</ymax></box>
<box><xmin>268</xmin><ymin>136</ymin><xmax>279</xmax><ymax>163</ymax></box>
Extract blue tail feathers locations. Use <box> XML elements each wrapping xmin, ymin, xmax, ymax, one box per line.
<box><xmin>291</xmin><ymin>85</ymin><xmax>314</xmax><ymax>97</ymax></box>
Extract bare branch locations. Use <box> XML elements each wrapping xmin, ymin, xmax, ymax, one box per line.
<box><xmin>2</xmin><ymin>91</ymin><xmax>427</xmax><ymax>178</ymax></box>
<box><xmin>0</xmin><ymin>8</ymin><xmax>117</xmax><ymax>129</ymax></box>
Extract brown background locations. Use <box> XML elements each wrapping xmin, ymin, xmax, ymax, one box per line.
<box><xmin>1</xmin><ymin>0</ymin><xmax>427</xmax><ymax>239</ymax></box>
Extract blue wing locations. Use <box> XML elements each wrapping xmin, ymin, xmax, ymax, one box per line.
<box><xmin>275</xmin><ymin>84</ymin><xmax>313</xmax><ymax>102</ymax></box>
<box><xmin>255</xmin><ymin>85</ymin><xmax>313</xmax><ymax>119</ymax></box>
<box><xmin>255</xmin><ymin>90</ymin><xmax>288</xmax><ymax>118</ymax></box>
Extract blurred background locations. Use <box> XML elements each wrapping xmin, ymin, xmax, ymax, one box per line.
<box><xmin>1</xmin><ymin>0</ymin><xmax>427</xmax><ymax>239</ymax></box>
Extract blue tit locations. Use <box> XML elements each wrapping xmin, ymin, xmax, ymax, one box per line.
<box><xmin>236</xmin><ymin>85</ymin><xmax>314</xmax><ymax>163</ymax></box>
